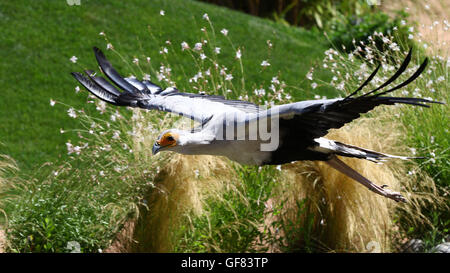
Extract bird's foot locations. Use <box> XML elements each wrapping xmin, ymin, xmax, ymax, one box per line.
<box><xmin>380</xmin><ymin>188</ymin><xmax>407</xmax><ymax>203</ymax></box>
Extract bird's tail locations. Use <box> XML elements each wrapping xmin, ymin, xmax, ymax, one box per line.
<box><xmin>313</xmin><ymin>137</ymin><xmax>420</xmax><ymax>164</ymax></box>
<box><xmin>314</xmin><ymin>137</ymin><xmax>410</xmax><ymax>202</ymax></box>
<box><xmin>325</xmin><ymin>155</ymin><xmax>406</xmax><ymax>202</ymax></box>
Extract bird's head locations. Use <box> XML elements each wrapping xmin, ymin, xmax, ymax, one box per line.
<box><xmin>152</xmin><ymin>129</ymin><xmax>214</xmax><ymax>155</ymax></box>
<box><xmin>152</xmin><ymin>129</ymin><xmax>180</xmax><ymax>155</ymax></box>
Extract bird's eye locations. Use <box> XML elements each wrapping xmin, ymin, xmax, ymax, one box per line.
<box><xmin>167</xmin><ymin>135</ymin><xmax>174</xmax><ymax>142</ymax></box>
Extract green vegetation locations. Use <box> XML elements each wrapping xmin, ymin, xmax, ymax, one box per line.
<box><xmin>0</xmin><ymin>0</ymin><xmax>331</xmax><ymax>173</ymax></box>
<box><xmin>0</xmin><ymin>0</ymin><xmax>448</xmax><ymax>253</ymax></box>
<box><xmin>174</xmin><ymin>165</ymin><xmax>279</xmax><ymax>253</ymax></box>
<box><xmin>0</xmin><ymin>0</ymin><xmax>333</xmax><ymax>252</ymax></box>
<box><xmin>312</xmin><ymin>36</ymin><xmax>449</xmax><ymax>251</ymax></box>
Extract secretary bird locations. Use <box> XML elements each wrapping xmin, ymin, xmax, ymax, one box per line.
<box><xmin>72</xmin><ymin>47</ymin><xmax>442</xmax><ymax>202</ymax></box>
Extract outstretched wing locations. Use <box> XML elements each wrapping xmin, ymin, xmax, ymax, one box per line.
<box><xmin>252</xmin><ymin>49</ymin><xmax>442</xmax><ymax>142</ymax></box>
<box><xmin>72</xmin><ymin>47</ymin><xmax>259</xmax><ymax>124</ymax></box>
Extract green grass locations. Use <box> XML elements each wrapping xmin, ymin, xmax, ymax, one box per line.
<box><xmin>0</xmin><ymin>0</ymin><xmax>334</xmax><ymax>252</ymax></box>
<box><xmin>0</xmin><ymin>0</ymin><xmax>332</xmax><ymax>174</ymax></box>
<box><xmin>174</xmin><ymin>165</ymin><xmax>279</xmax><ymax>253</ymax></box>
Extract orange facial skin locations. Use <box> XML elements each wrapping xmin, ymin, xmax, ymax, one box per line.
<box><xmin>157</xmin><ymin>132</ymin><xmax>178</xmax><ymax>148</ymax></box>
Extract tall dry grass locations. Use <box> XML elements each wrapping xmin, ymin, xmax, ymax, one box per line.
<box><xmin>0</xmin><ymin>154</ymin><xmax>19</xmax><ymax>252</ymax></box>
<box><xmin>0</xmin><ymin>155</ymin><xmax>18</xmax><ymax>222</ymax></box>
<box><xmin>104</xmin><ymin>17</ymin><xmax>447</xmax><ymax>253</ymax></box>
<box><xmin>106</xmin><ymin>107</ymin><xmax>444</xmax><ymax>253</ymax></box>
<box><xmin>269</xmin><ymin>108</ymin><xmax>444</xmax><ymax>252</ymax></box>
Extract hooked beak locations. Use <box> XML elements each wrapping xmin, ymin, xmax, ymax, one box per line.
<box><xmin>152</xmin><ymin>142</ymin><xmax>161</xmax><ymax>155</ymax></box>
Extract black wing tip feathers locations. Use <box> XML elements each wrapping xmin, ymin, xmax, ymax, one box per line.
<box><xmin>93</xmin><ymin>46</ymin><xmax>104</xmax><ymax>61</ymax></box>
<box><xmin>339</xmin><ymin>49</ymin><xmax>446</xmax><ymax>107</ymax></box>
<box><xmin>93</xmin><ymin>46</ymin><xmax>102</xmax><ymax>55</ymax></box>
<box><xmin>345</xmin><ymin>49</ymin><xmax>432</xmax><ymax>99</ymax></box>
<box><xmin>71</xmin><ymin>71</ymin><xmax>84</xmax><ymax>80</ymax></box>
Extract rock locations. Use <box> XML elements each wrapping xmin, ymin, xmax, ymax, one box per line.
<box><xmin>431</xmin><ymin>242</ymin><xmax>450</xmax><ymax>253</ymax></box>
<box><xmin>401</xmin><ymin>239</ymin><xmax>424</xmax><ymax>253</ymax></box>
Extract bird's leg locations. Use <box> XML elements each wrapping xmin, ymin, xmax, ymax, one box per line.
<box><xmin>325</xmin><ymin>155</ymin><xmax>407</xmax><ymax>203</ymax></box>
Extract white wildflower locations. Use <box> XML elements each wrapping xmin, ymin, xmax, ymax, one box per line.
<box><xmin>194</xmin><ymin>42</ymin><xmax>202</xmax><ymax>51</ymax></box>
<box><xmin>261</xmin><ymin>60</ymin><xmax>270</xmax><ymax>67</ymax></box>
<box><xmin>271</xmin><ymin>76</ymin><xmax>280</xmax><ymax>85</ymax></box>
<box><xmin>202</xmin><ymin>13</ymin><xmax>209</xmax><ymax>20</ymax></box>
<box><xmin>220</xmin><ymin>28</ymin><xmax>228</xmax><ymax>36</ymax></box>
<box><xmin>159</xmin><ymin>47</ymin><xmax>168</xmax><ymax>54</ymax></box>
<box><xmin>67</xmin><ymin>108</ymin><xmax>77</xmax><ymax>118</ymax></box>
<box><xmin>181</xmin><ymin>41</ymin><xmax>189</xmax><ymax>51</ymax></box>
<box><xmin>50</xmin><ymin>99</ymin><xmax>56</xmax><ymax>107</ymax></box>
<box><xmin>389</xmin><ymin>42</ymin><xmax>400</xmax><ymax>51</ymax></box>
<box><xmin>236</xmin><ymin>49</ymin><xmax>241</xmax><ymax>59</ymax></box>
<box><xmin>159</xmin><ymin>10</ymin><xmax>165</xmax><ymax>16</ymax></box>
<box><xmin>96</xmin><ymin>101</ymin><xmax>107</xmax><ymax>114</ymax></box>
<box><xmin>66</xmin><ymin>142</ymin><xmax>74</xmax><ymax>154</ymax></box>
<box><xmin>106</xmin><ymin>43</ymin><xmax>113</xmax><ymax>50</ymax></box>
<box><xmin>70</xmin><ymin>56</ymin><xmax>78</xmax><ymax>63</ymax></box>
<box><xmin>311</xmin><ymin>82</ymin><xmax>318</xmax><ymax>89</ymax></box>
<box><xmin>214</xmin><ymin>47</ymin><xmax>221</xmax><ymax>54</ymax></box>
<box><xmin>337</xmin><ymin>81</ymin><xmax>345</xmax><ymax>90</ymax></box>
<box><xmin>306</xmin><ymin>69</ymin><xmax>313</xmax><ymax>80</ymax></box>
<box><xmin>254</xmin><ymin>88</ymin><xmax>266</xmax><ymax>96</ymax></box>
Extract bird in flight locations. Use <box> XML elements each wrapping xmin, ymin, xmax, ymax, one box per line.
<box><xmin>72</xmin><ymin>47</ymin><xmax>442</xmax><ymax>203</ymax></box>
